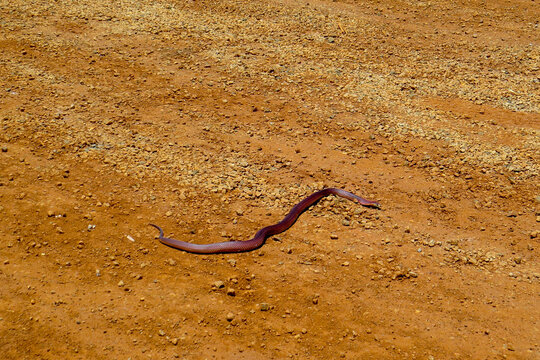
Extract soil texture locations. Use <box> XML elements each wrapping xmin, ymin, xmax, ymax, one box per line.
<box><xmin>0</xmin><ymin>0</ymin><xmax>539</xmax><ymax>359</ymax></box>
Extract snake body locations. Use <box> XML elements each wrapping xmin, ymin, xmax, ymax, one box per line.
<box><xmin>149</xmin><ymin>188</ymin><xmax>379</xmax><ymax>254</ymax></box>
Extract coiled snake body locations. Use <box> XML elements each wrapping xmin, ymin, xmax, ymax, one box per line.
<box><xmin>149</xmin><ymin>188</ymin><xmax>379</xmax><ymax>254</ymax></box>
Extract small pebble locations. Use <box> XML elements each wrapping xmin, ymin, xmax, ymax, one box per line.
<box><xmin>259</xmin><ymin>303</ymin><xmax>270</xmax><ymax>311</ymax></box>
<box><xmin>213</xmin><ymin>280</ymin><xmax>225</xmax><ymax>289</ymax></box>
<box><xmin>226</xmin><ymin>288</ymin><xmax>236</xmax><ymax>296</ymax></box>
<box><xmin>226</xmin><ymin>312</ymin><xmax>235</xmax><ymax>321</ymax></box>
<box><xmin>503</xmin><ymin>343</ymin><xmax>515</xmax><ymax>351</ymax></box>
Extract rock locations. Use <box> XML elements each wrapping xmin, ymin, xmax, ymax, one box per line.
<box><xmin>503</xmin><ymin>343</ymin><xmax>515</xmax><ymax>351</ymax></box>
<box><xmin>213</xmin><ymin>280</ymin><xmax>225</xmax><ymax>289</ymax></box>
<box><xmin>226</xmin><ymin>288</ymin><xmax>236</xmax><ymax>296</ymax></box>
<box><xmin>226</xmin><ymin>312</ymin><xmax>235</xmax><ymax>321</ymax></box>
<box><xmin>258</xmin><ymin>303</ymin><xmax>270</xmax><ymax>311</ymax></box>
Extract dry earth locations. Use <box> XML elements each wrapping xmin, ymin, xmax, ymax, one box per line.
<box><xmin>0</xmin><ymin>0</ymin><xmax>539</xmax><ymax>359</ymax></box>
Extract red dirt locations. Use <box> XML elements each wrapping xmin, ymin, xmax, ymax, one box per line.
<box><xmin>0</xmin><ymin>0</ymin><xmax>538</xmax><ymax>359</ymax></box>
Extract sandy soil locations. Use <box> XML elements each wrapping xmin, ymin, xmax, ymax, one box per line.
<box><xmin>0</xmin><ymin>0</ymin><xmax>539</xmax><ymax>359</ymax></box>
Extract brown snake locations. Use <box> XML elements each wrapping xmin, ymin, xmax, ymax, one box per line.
<box><xmin>149</xmin><ymin>188</ymin><xmax>379</xmax><ymax>254</ymax></box>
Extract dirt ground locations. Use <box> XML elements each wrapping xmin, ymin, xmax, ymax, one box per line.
<box><xmin>0</xmin><ymin>0</ymin><xmax>538</xmax><ymax>359</ymax></box>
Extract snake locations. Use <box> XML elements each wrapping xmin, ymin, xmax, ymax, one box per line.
<box><xmin>149</xmin><ymin>188</ymin><xmax>379</xmax><ymax>254</ymax></box>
